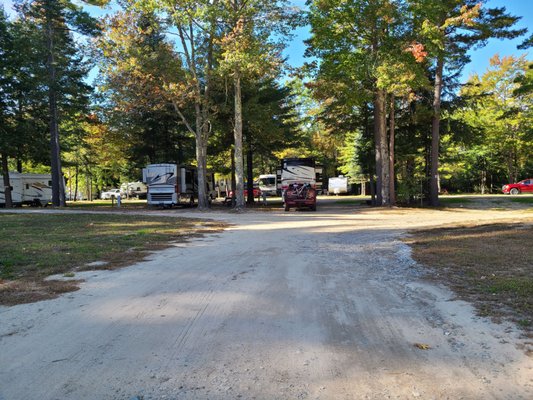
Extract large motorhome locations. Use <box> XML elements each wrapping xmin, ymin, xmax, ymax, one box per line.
<box><xmin>0</xmin><ymin>173</ymin><xmax>53</xmax><ymax>207</ymax></box>
<box><xmin>276</xmin><ymin>158</ymin><xmax>323</xmax><ymax>193</ymax></box>
<box><xmin>142</xmin><ymin>164</ymin><xmax>215</xmax><ymax>207</ymax></box>
<box><xmin>276</xmin><ymin>158</ymin><xmax>321</xmax><ymax>211</ymax></box>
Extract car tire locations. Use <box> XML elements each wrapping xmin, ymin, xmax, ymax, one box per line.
<box><xmin>510</xmin><ymin>188</ymin><xmax>520</xmax><ymax>195</ymax></box>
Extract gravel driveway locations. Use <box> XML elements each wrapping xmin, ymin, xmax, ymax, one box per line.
<box><xmin>1</xmin><ymin>201</ymin><xmax>532</xmax><ymax>399</ymax></box>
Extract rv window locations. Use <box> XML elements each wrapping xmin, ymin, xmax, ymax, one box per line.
<box><xmin>186</xmin><ymin>170</ymin><xmax>193</xmax><ymax>184</ymax></box>
<box><xmin>26</xmin><ymin>184</ymin><xmax>29</xmax><ymax>189</ymax></box>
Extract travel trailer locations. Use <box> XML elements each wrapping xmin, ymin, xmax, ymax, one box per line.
<box><xmin>0</xmin><ymin>173</ymin><xmax>53</xmax><ymax>207</ymax></box>
<box><xmin>328</xmin><ymin>176</ymin><xmax>349</xmax><ymax>195</ymax></box>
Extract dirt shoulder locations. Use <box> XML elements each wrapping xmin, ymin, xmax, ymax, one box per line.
<box><xmin>406</xmin><ymin>218</ymin><xmax>533</xmax><ymax>342</ymax></box>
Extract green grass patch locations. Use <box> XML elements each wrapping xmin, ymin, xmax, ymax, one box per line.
<box><xmin>66</xmin><ymin>200</ymin><xmax>147</xmax><ymax>209</ymax></box>
<box><xmin>509</xmin><ymin>197</ymin><xmax>533</xmax><ymax>204</ymax></box>
<box><xmin>0</xmin><ymin>213</ymin><xmax>225</xmax><ymax>305</ymax></box>
<box><xmin>335</xmin><ymin>199</ymin><xmax>366</xmax><ymax>204</ymax></box>
<box><xmin>406</xmin><ymin>219</ymin><xmax>533</xmax><ymax>332</ymax></box>
<box><xmin>439</xmin><ymin>197</ymin><xmax>472</xmax><ymax>205</ymax></box>
<box><xmin>489</xmin><ymin>278</ymin><xmax>533</xmax><ymax>297</ymax></box>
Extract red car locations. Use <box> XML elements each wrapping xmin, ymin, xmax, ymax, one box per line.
<box><xmin>227</xmin><ymin>187</ymin><xmax>261</xmax><ymax>198</ymax></box>
<box><xmin>502</xmin><ymin>179</ymin><xmax>533</xmax><ymax>195</ymax></box>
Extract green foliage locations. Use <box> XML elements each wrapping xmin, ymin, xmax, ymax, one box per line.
<box><xmin>96</xmin><ymin>7</ymin><xmax>193</xmax><ymax>173</ymax></box>
<box><xmin>450</xmin><ymin>55</ymin><xmax>532</xmax><ymax>189</ymax></box>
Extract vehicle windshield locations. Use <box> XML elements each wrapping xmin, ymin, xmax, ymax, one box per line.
<box><xmin>260</xmin><ymin>177</ymin><xmax>275</xmax><ymax>186</ymax></box>
<box><xmin>283</xmin><ymin>158</ymin><xmax>315</xmax><ymax>168</ymax></box>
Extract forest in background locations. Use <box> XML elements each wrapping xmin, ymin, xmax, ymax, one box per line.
<box><xmin>0</xmin><ymin>0</ymin><xmax>531</xmax><ymax>208</ymax></box>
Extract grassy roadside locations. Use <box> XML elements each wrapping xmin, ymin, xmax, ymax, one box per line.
<box><xmin>0</xmin><ymin>213</ymin><xmax>226</xmax><ymax>306</ymax></box>
<box><xmin>405</xmin><ymin>218</ymin><xmax>533</xmax><ymax>336</ymax></box>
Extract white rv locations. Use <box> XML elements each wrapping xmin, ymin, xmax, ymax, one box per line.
<box><xmin>276</xmin><ymin>158</ymin><xmax>323</xmax><ymax>192</ymax></box>
<box><xmin>0</xmin><ymin>172</ymin><xmax>53</xmax><ymax>206</ymax></box>
<box><xmin>142</xmin><ymin>164</ymin><xmax>215</xmax><ymax>207</ymax></box>
<box><xmin>257</xmin><ymin>174</ymin><xmax>277</xmax><ymax>196</ymax></box>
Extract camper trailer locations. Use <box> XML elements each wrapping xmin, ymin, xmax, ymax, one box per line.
<box><xmin>142</xmin><ymin>164</ymin><xmax>215</xmax><ymax>207</ymax></box>
<box><xmin>328</xmin><ymin>176</ymin><xmax>349</xmax><ymax>195</ymax></box>
<box><xmin>0</xmin><ymin>173</ymin><xmax>53</xmax><ymax>207</ymax></box>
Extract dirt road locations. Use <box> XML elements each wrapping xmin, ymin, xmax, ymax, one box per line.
<box><xmin>1</xmin><ymin>201</ymin><xmax>532</xmax><ymax>399</ymax></box>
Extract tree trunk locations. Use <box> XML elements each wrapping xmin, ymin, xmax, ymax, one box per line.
<box><xmin>1</xmin><ymin>153</ymin><xmax>13</xmax><ymax>208</ymax></box>
<box><xmin>46</xmin><ymin>13</ymin><xmax>65</xmax><ymax>207</ymax></box>
<box><xmin>429</xmin><ymin>56</ymin><xmax>444</xmax><ymax>207</ymax></box>
<box><xmin>197</xmin><ymin>129</ymin><xmax>209</xmax><ymax>210</ymax></box>
<box><xmin>233</xmin><ymin>71</ymin><xmax>245</xmax><ymax>209</ymax></box>
<box><xmin>373</xmin><ymin>119</ymin><xmax>382</xmax><ymax>205</ymax></box>
<box><xmin>374</xmin><ymin>88</ymin><xmax>389</xmax><ymax>206</ymax></box>
<box><xmin>74</xmin><ymin>164</ymin><xmax>79</xmax><ymax>201</ymax></box>
<box><xmin>246</xmin><ymin>140</ymin><xmax>254</xmax><ymax>205</ymax></box>
<box><xmin>230</xmin><ymin>147</ymin><xmax>236</xmax><ymax>207</ymax></box>
<box><xmin>389</xmin><ymin>96</ymin><xmax>396</xmax><ymax>206</ymax></box>
<box><xmin>195</xmin><ymin>112</ymin><xmax>209</xmax><ymax>209</ymax></box>
<box><xmin>370</xmin><ymin>174</ymin><xmax>376</xmax><ymax>206</ymax></box>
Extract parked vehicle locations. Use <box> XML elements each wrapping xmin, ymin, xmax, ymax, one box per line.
<box><xmin>215</xmin><ymin>178</ymin><xmax>230</xmax><ymax>198</ymax></box>
<box><xmin>502</xmin><ymin>179</ymin><xmax>533</xmax><ymax>195</ymax></box>
<box><xmin>277</xmin><ymin>158</ymin><xmax>318</xmax><ymax>211</ymax></box>
<box><xmin>100</xmin><ymin>188</ymin><xmax>121</xmax><ymax>200</ymax></box>
<box><xmin>0</xmin><ymin>172</ymin><xmax>53</xmax><ymax>207</ymax></box>
<box><xmin>328</xmin><ymin>176</ymin><xmax>349</xmax><ymax>195</ymax></box>
<box><xmin>257</xmin><ymin>174</ymin><xmax>277</xmax><ymax>196</ymax></box>
<box><xmin>227</xmin><ymin>186</ymin><xmax>261</xmax><ymax>199</ymax></box>
<box><xmin>142</xmin><ymin>164</ymin><xmax>215</xmax><ymax>207</ymax></box>
<box><xmin>120</xmin><ymin>181</ymin><xmax>147</xmax><ymax>199</ymax></box>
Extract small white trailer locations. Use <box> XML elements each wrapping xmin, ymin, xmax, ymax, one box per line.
<box><xmin>0</xmin><ymin>172</ymin><xmax>53</xmax><ymax>206</ymax></box>
<box><xmin>328</xmin><ymin>176</ymin><xmax>349</xmax><ymax>195</ymax></box>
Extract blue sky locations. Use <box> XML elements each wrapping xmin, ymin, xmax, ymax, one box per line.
<box><xmin>283</xmin><ymin>0</ymin><xmax>532</xmax><ymax>82</ymax></box>
<box><xmin>2</xmin><ymin>0</ymin><xmax>531</xmax><ymax>83</ymax></box>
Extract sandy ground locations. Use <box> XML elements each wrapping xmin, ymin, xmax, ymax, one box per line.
<box><xmin>0</xmin><ymin>198</ymin><xmax>532</xmax><ymax>399</ymax></box>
